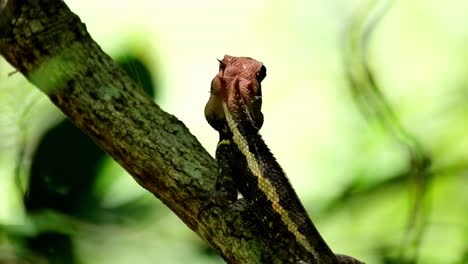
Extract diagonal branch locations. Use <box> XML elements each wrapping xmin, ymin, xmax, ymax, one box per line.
<box><xmin>0</xmin><ymin>0</ymin><xmax>270</xmax><ymax>262</ymax></box>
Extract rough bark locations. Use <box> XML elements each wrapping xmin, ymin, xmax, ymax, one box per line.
<box><xmin>0</xmin><ymin>0</ymin><xmax>358</xmax><ymax>263</ymax></box>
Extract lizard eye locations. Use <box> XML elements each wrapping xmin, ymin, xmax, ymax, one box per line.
<box><xmin>256</xmin><ymin>65</ymin><xmax>267</xmax><ymax>82</ymax></box>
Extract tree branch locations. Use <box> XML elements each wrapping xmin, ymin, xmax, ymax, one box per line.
<box><xmin>0</xmin><ymin>0</ymin><xmax>276</xmax><ymax>263</ymax></box>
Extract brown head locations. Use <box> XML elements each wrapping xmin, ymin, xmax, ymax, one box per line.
<box><xmin>204</xmin><ymin>55</ymin><xmax>266</xmax><ymax>133</ymax></box>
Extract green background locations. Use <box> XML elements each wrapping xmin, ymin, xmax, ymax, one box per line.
<box><xmin>0</xmin><ymin>1</ymin><xmax>466</xmax><ymax>263</ymax></box>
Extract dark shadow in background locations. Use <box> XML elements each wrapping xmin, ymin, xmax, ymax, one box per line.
<box><xmin>23</xmin><ymin>54</ymin><xmax>157</xmax><ymax>264</ymax></box>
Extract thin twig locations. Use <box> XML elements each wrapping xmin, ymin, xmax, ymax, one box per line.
<box><xmin>342</xmin><ymin>1</ymin><xmax>433</xmax><ymax>262</ymax></box>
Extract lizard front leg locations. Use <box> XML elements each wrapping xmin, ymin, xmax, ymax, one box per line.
<box><xmin>212</xmin><ymin>137</ymin><xmax>238</xmax><ymax>204</ymax></box>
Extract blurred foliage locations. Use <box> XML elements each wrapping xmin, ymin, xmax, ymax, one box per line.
<box><xmin>342</xmin><ymin>1</ymin><xmax>432</xmax><ymax>263</ymax></box>
<box><xmin>0</xmin><ymin>0</ymin><xmax>467</xmax><ymax>264</ymax></box>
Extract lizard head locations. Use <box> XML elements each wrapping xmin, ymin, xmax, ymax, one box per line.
<box><xmin>204</xmin><ymin>55</ymin><xmax>266</xmax><ymax>134</ymax></box>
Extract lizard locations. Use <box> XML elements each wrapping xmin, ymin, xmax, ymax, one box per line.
<box><xmin>204</xmin><ymin>55</ymin><xmax>364</xmax><ymax>264</ymax></box>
